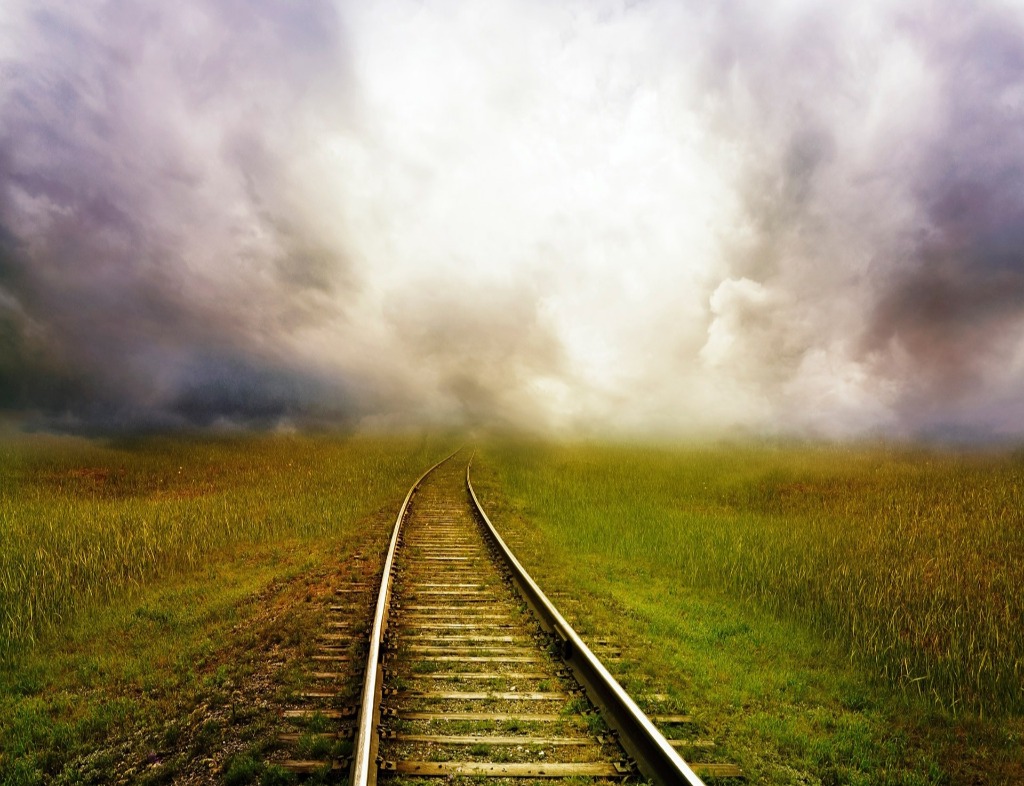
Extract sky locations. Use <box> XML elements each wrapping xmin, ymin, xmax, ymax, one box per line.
<box><xmin>1</xmin><ymin>1</ymin><xmax>1023</xmax><ymax>440</ymax></box>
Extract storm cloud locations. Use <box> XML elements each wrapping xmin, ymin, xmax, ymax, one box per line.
<box><xmin>1</xmin><ymin>1</ymin><xmax>1023</xmax><ymax>438</ymax></box>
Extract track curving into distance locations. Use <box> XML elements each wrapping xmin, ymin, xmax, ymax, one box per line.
<box><xmin>288</xmin><ymin>450</ymin><xmax>741</xmax><ymax>784</ymax></box>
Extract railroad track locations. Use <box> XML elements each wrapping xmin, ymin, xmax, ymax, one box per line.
<box><xmin>277</xmin><ymin>450</ymin><xmax>741</xmax><ymax>784</ymax></box>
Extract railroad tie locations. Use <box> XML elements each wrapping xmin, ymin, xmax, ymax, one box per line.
<box><xmin>321</xmin><ymin>452</ymin><xmax>744</xmax><ymax>783</ymax></box>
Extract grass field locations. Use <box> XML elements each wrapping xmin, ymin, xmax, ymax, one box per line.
<box><xmin>2</xmin><ymin>434</ymin><xmax>1022</xmax><ymax>785</ymax></box>
<box><xmin>472</xmin><ymin>440</ymin><xmax>1024</xmax><ymax>785</ymax></box>
<box><xmin>0</xmin><ymin>433</ymin><xmax>448</xmax><ymax>653</ymax></box>
<box><xmin>0</xmin><ymin>432</ymin><xmax>452</xmax><ymax>784</ymax></box>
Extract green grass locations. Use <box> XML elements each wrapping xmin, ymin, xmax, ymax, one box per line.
<box><xmin>0</xmin><ymin>432</ymin><xmax>448</xmax><ymax>653</ymax></box>
<box><xmin>0</xmin><ymin>432</ymin><xmax>454</xmax><ymax>784</ymax></box>
<box><xmin>472</xmin><ymin>439</ymin><xmax>1024</xmax><ymax>784</ymax></box>
<box><xmin>477</xmin><ymin>440</ymin><xmax>1024</xmax><ymax>715</ymax></box>
<box><xmin>5</xmin><ymin>433</ymin><xmax>1023</xmax><ymax>784</ymax></box>
<box><xmin>2</xmin><ymin>539</ymin><xmax>319</xmax><ymax>783</ymax></box>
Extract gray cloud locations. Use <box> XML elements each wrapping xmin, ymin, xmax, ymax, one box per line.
<box><xmin>1</xmin><ymin>0</ymin><xmax>1023</xmax><ymax>438</ymax></box>
<box><xmin>0</xmin><ymin>1</ymin><xmax>360</xmax><ymax>429</ymax></box>
<box><xmin>682</xmin><ymin>1</ymin><xmax>1024</xmax><ymax>438</ymax></box>
<box><xmin>384</xmin><ymin>281</ymin><xmax>566</xmax><ymax>430</ymax></box>
<box><xmin>857</xmin><ymin>4</ymin><xmax>1024</xmax><ymax>433</ymax></box>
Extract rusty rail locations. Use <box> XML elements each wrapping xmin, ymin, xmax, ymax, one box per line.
<box><xmin>465</xmin><ymin>455</ymin><xmax>708</xmax><ymax>786</ymax></box>
<box><xmin>349</xmin><ymin>449</ymin><xmax>460</xmax><ymax>786</ymax></box>
<box><xmin>349</xmin><ymin>451</ymin><xmax>713</xmax><ymax>786</ymax></box>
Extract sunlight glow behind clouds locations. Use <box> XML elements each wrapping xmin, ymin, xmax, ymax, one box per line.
<box><xmin>310</xmin><ymin>1</ymin><xmax>747</xmax><ymax>431</ymax></box>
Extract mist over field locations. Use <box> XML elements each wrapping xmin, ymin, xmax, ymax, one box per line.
<box><xmin>2</xmin><ymin>1</ymin><xmax>1023</xmax><ymax>439</ymax></box>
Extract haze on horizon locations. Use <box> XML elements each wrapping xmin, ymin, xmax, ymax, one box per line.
<box><xmin>1</xmin><ymin>1</ymin><xmax>1023</xmax><ymax>441</ymax></box>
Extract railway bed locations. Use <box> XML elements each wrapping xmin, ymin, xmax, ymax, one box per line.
<box><xmin>280</xmin><ymin>451</ymin><xmax>741</xmax><ymax>785</ymax></box>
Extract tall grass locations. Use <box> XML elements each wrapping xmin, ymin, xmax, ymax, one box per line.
<box><xmin>0</xmin><ymin>433</ymin><xmax>447</xmax><ymax>654</ymax></box>
<box><xmin>480</xmin><ymin>441</ymin><xmax>1024</xmax><ymax>716</ymax></box>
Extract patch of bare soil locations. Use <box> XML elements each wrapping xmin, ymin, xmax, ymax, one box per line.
<box><xmin>67</xmin><ymin>542</ymin><xmax>383</xmax><ymax>785</ymax></box>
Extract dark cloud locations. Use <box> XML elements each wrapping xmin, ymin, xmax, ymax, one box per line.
<box><xmin>866</xmin><ymin>261</ymin><xmax>1024</xmax><ymax>385</ymax></box>
<box><xmin>166</xmin><ymin>352</ymin><xmax>356</xmax><ymax>429</ymax></box>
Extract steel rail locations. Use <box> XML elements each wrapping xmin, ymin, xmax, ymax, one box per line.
<box><xmin>465</xmin><ymin>455</ymin><xmax>707</xmax><ymax>786</ymax></box>
<box><xmin>350</xmin><ymin>449</ymin><xmax>460</xmax><ymax>786</ymax></box>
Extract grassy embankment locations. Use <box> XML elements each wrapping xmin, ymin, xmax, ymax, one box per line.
<box><xmin>473</xmin><ymin>441</ymin><xmax>1024</xmax><ymax>786</ymax></box>
<box><xmin>0</xmin><ymin>433</ymin><xmax>452</xmax><ymax>785</ymax></box>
